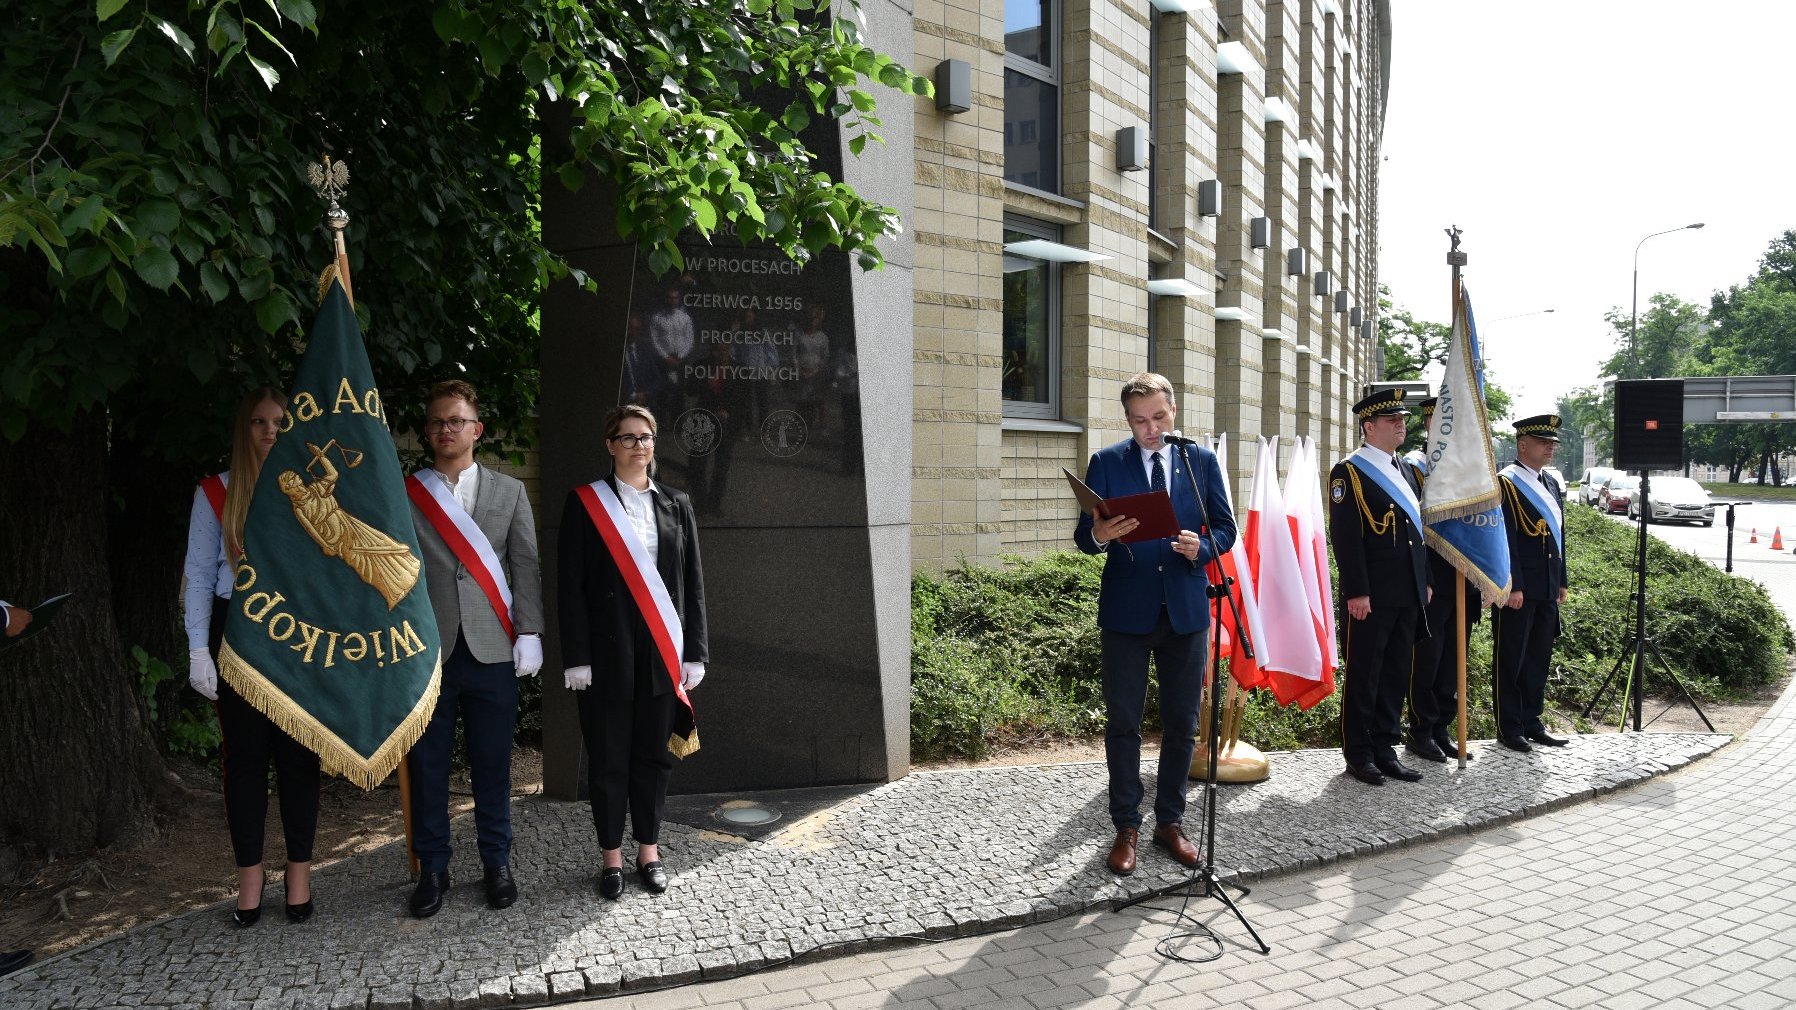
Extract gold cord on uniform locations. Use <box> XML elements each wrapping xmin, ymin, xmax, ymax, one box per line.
<box><xmin>1344</xmin><ymin>464</ymin><xmax>1396</xmax><ymax>537</ymax></box>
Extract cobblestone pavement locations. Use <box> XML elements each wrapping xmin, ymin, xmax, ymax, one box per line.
<box><xmin>0</xmin><ymin>735</ymin><xmax>1723</xmax><ymax>1009</ymax></box>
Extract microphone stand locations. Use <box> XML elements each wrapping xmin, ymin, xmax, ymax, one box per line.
<box><xmin>1173</xmin><ymin>439</ymin><xmax>1270</xmax><ymax>955</ymax></box>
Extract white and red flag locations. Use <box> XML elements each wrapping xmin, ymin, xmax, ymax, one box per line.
<box><xmin>1209</xmin><ymin>435</ymin><xmax>1266</xmax><ymax>689</ymax></box>
<box><xmin>1246</xmin><ymin>437</ymin><xmax>1322</xmax><ymax>703</ymax></box>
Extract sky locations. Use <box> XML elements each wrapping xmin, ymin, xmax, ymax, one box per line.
<box><xmin>1377</xmin><ymin>1</ymin><xmax>1796</xmax><ymax>418</ymax></box>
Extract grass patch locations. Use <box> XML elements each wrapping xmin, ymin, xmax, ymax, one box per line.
<box><xmin>911</xmin><ymin>507</ymin><xmax>1791</xmax><ymax>761</ymax></box>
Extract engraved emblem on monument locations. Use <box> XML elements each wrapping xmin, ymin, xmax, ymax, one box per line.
<box><xmin>676</xmin><ymin>408</ymin><xmax>723</xmax><ymax>456</ymax></box>
<box><xmin>761</xmin><ymin>409</ymin><xmax>807</xmax><ymax>458</ymax></box>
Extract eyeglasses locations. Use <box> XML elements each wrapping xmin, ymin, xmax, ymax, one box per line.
<box><xmin>609</xmin><ymin>433</ymin><xmax>656</xmax><ymax>448</ymax></box>
<box><xmin>423</xmin><ymin>417</ymin><xmax>477</xmax><ymax>434</ymax></box>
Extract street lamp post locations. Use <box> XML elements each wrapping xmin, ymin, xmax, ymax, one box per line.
<box><xmin>1629</xmin><ymin>223</ymin><xmax>1705</xmax><ymax>376</ymax></box>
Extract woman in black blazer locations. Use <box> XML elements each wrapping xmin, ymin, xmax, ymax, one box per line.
<box><xmin>558</xmin><ymin>404</ymin><xmax>708</xmax><ymax>900</ymax></box>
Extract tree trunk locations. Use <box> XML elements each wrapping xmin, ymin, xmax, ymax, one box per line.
<box><xmin>107</xmin><ymin>417</ymin><xmax>196</xmax><ymax>682</ymax></box>
<box><xmin>0</xmin><ymin>412</ymin><xmax>171</xmax><ymax>855</ymax></box>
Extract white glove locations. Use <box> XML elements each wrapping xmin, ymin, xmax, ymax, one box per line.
<box><xmin>189</xmin><ymin>648</ymin><xmax>219</xmax><ymax>701</ymax></box>
<box><xmin>564</xmin><ymin>665</ymin><xmax>593</xmax><ymax>691</ymax></box>
<box><xmin>512</xmin><ymin>634</ymin><xmax>543</xmax><ymax>678</ymax></box>
<box><xmin>681</xmin><ymin>662</ymin><xmax>706</xmax><ymax>692</ymax></box>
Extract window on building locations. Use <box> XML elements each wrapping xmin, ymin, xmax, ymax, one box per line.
<box><xmin>1002</xmin><ymin>218</ymin><xmax>1061</xmax><ymax>418</ymax></box>
<box><xmin>1004</xmin><ymin>0</ymin><xmax>1059</xmax><ymax>193</ymax></box>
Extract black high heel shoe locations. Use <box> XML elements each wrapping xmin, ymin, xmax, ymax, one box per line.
<box><xmin>231</xmin><ymin>905</ymin><xmax>261</xmax><ymax>928</ymax></box>
<box><xmin>284</xmin><ymin>881</ymin><xmax>314</xmax><ymax>924</ymax></box>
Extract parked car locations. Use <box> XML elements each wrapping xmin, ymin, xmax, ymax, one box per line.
<box><xmin>1632</xmin><ymin>476</ymin><xmax>1715</xmax><ymax>526</ymax></box>
<box><xmin>1543</xmin><ymin>465</ymin><xmax>1567</xmax><ymax>496</ymax></box>
<box><xmin>1600</xmin><ymin>474</ymin><xmax>1640</xmax><ymax>514</ymax></box>
<box><xmin>1579</xmin><ymin>467</ymin><xmax>1620</xmax><ymax>507</ymax></box>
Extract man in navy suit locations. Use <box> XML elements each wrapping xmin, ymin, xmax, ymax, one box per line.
<box><xmin>1074</xmin><ymin>373</ymin><xmax>1236</xmax><ymax>876</ymax></box>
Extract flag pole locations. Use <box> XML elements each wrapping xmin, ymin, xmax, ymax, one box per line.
<box><xmin>1447</xmin><ymin>227</ymin><xmax>1470</xmax><ymax>770</ymax></box>
<box><xmin>306</xmin><ymin>153</ymin><xmax>415</xmax><ymax>877</ymax></box>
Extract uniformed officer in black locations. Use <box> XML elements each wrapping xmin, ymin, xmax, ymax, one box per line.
<box><xmin>1402</xmin><ymin>397</ymin><xmax>1483</xmax><ymax>763</ymax></box>
<box><xmin>1329</xmin><ymin>389</ymin><xmax>1432</xmax><ymax>785</ymax></box>
<box><xmin>1493</xmin><ymin>414</ymin><xmax>1570</xmax><ymax>751</ymax></box>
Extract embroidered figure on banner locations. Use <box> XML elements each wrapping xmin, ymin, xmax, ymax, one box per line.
<box><xmin>278</xmin><ymin>439</ymin><xmax>421</xmax><ymax>608</ymax></box>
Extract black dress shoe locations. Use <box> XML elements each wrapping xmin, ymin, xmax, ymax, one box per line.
<box><xmin>1405</xmin><ymin>737</ymin><xmax>1447</xmax><ymax>763</ymax></box>
<box><xmin>1526</xmin><ymin>730</ymin><xmax>1569</xmax><ymax>747</ymax></box>
<box><xmin>0</xmin><ymin>949</ymin><xmax>34</xmax><ymax>977</ymax></box>
<box><xmin>1435</xmin><ymin>738</ymin><xmax>1472</xmax><ymax>761</ymax></box>
<box><xmin>598</xmin><ymin>866</ymin><xmax>625</xmax><ymax>901</ymax></box>
<box><xmin>231</xmin><ymin>905</ymin><xmax>261</xmax><ymax>928</ymax></box>
<box><xmin>484</xmin><ymin>865</ymin><xmax>518</xmax><ymax>910</ymax></box>
<box><xmin>1499</xmin><ymin>735</ymin><xmax>1533</xmax><ymax>753</ymax></box>
<box><xmin>1345</xmin><ymin>761</ymin><xmax>1386</xmax><ymax>785</ymax></box>
<box><xmin>283</xmin><ymin>882</ymin><xmax>314</xmax><ymax>924</ymax></box>
<box><xmin>409</xmin><ymin>870</ymin><xmax>450</xmax><ymax>919</ymax></box>
<box><xmin>637</xmin><ymin>860</ymin><xmax>669</xmax><ymax>894</ymax></box>
<box><xmin>1375</xmin><ymin>757</ymin><xmax>1424</xmax><ymax>782</ymax></box>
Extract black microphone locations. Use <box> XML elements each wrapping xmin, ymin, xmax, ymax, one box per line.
<box><xmin>1161</xmin><ymin>430</ymin><xmax>1202</xmax><ymax>446</ymax></box>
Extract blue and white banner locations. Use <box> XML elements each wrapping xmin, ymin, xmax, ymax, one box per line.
<box><xmin>1420</xmin><ymin>285</ymin><xmax>1511</xmax><ymax>600</ymax></box>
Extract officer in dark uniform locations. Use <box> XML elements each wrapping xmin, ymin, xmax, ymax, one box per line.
<box><xmin>1493</xmin><ymin>414</ymin><xmax>1570</xmax><ymax>751</ymax></box>
<box><xmin>1403</xmin><ymin>397</ymin><xmax>1482</xmax><ymax>763</ymax></box>
<box><xmin>1329</xmin><ymin>389</ymin><xmax>1432</xmax><ymax>785</ymax></box>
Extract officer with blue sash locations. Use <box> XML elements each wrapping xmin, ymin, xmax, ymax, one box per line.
<box><xmin>1329</xmin><ymin>389</ymin><xmax>1432</xmax><ymax>785</ymax></box>
<box><xmin>1494</xmin><ymin>414</ymin><xmax>1570</xmax><ymax>751</ymax></box>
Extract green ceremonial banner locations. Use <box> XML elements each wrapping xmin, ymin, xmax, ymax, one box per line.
<box><xmin>220</xmin><ymin>281</ymin><xmax>441</xmax><ymax>789</ymax></box>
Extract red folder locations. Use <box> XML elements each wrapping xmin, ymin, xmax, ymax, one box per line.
<box><xmin>1063</xmin><ymin>469</ymin><xmax>1181</xmax><ymax>543</ymax></box>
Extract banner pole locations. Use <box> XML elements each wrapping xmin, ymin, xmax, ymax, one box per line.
<box><xmin>1447</xmin><ymin>227</ymin><xmax>1470</xmax><ymax>770</ymax></box>
<box><xmin>307</xmin><ymin>152</ymin><xmax>410</xmax><ymax>875</ymax></box>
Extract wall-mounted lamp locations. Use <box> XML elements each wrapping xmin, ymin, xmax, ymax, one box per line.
<box><xmin>1361</xmin><ymin>320</ymin><xmax>1374</xmax><ymax>340</ymax></box>
<box><xmin>1287</xmin><ymin>248</ymin><xmax>1307</xmax><ymax>276</ymax></box>
<box><xmin>1197</xmin><ymin>179</ymin><xmax>1221</xmax><ymax>217</ymax></box>
<box><xmin>1250</xmin><ymin>216</ymin><xmax>1271</xmax><ymax>249</ymax></box>
<box><xmin>1315</xmin><ymin>271</ymin><xmax>1332</xmax><ymax>297</ymax></box>
<box><xmin>1116</xmin><ymin>126</ymin><xmax>1148</xmax><ymax>172</ymax></box>
<box><xmin>934</xmin><ymin>59</ymin><xmax>970</xmax><ymax>114</ymax></box>
<box><xmin>1349</xmin><ymin>306</ymin><xmax>1363</xmax><ymax>327</ymax></box>
<box><xmin>1335</xmin><ymin>290</ymin><xmax>1349</xmax><ymax>313</ymax></box>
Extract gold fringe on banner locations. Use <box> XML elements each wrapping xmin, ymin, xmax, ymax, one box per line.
<box><xmin>218</xmin><ymin>641</ymin><xmax>442</xmax><ymax>790</ymax></box>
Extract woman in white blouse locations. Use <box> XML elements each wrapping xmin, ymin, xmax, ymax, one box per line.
<box><xmin>558</xmin><ymin>404</ymin><xmax>709</xmax><ymax>900</ymax></box>
<box><xmin>183</xmin><ymin>387</ymin><xmax>321</xmax><ymax>927</ymax></box>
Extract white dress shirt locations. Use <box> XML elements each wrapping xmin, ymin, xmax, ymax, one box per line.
<box><xmin>1138</xmin><ymin>445</ymin><xmax>1170</xmax><ymax>488</ymax></box>
<box><xmin>435</xmin><ymin>461</ymin><xmax>480</xmax><ymax>516</ymax></box>
<box><xmin>182</xmin><ymin>473</ymin><xmax>236</xmax><ymax>650</ymax></box>
<box><xmin>614</xmin><ymin>478</ymin><xmax>660</xmax><ymax>561</ymax></box>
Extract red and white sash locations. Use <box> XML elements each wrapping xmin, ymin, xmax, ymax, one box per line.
<box><xmin>574</xmin><ymin>479</ymin><xmax>696</xmax><ymax>736</ymax></box>
<box><xmin>200</xmin><ymin>472</ymin><xmax>228</xmax><ymax>524</ymax></box>
<box><xmin>406</xmin><ymin>469</ymin><xmax>516</xmax><ymax>641</ymax></box>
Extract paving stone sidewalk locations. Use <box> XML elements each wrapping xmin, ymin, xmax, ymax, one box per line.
<box><xmin>0</xmin><ymin>729</ymin><xmax>1724</xmax><ymax>1009</ymax></box>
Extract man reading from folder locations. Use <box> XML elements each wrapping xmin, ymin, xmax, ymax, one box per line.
<box><xmin>1073</xmin><ymin>373</ymin><xmax>1235</xmax><ymax>877</ymax></box>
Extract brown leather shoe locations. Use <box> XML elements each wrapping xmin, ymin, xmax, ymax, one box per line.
<box><xmin>1106</xmin><ymin>827</ymin><xmax>1139</xmax><ymax>876</ymax></box>
<box><xmin>1152</xmin><ymin>823</ymin><xmax>1200</xmax><ymax>868</ymax></box>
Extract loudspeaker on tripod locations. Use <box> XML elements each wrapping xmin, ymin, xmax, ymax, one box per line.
<box><xmin>1613</xmin><ymin>379</ymin><xmax>1685</xmax><ymax>471</ymax></box>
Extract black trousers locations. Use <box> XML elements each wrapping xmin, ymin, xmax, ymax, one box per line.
<box><xmin>211</xmin><ymin>598</ymin><xmax>320</xmax><ymax>868</ymax></box>
<box><xmin>406</xmin><ymin>634</ymin><xmax>518</xmax><ymax>871</ymax></box>
<box><xmin>1099</xmin><ymin>610</ymin><xmax>1205</xmax><ymax>830</ymax></box>
<box><xmin>1408</xmin><ymin>583</ymin><xmax>1483</xmax><ymax>745</ymax></box>
<box><xmin>1492</xmin><ymin>599</ymin><xmax>1557</xmax><ymax>739</ymax></box>
<box><xmin>1340</xmin><ymin>603</ymin><xmax>1419</xmax><ymax>766</ymax></box>
<box><xmin>576</xmin><ymin>646</ymin><xmax>677</xmax><ymax>850</ymax></box>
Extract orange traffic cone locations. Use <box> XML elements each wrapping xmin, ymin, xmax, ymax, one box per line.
<box><xmin>1750</xmin><ymin>527</ymin><xmax>1759</xmax><ymax>544</ymax></box>
<box><xmin>1772</xmin><ymin>528</ymin><xmax>1785</xmax><ymax>551</ymax></box>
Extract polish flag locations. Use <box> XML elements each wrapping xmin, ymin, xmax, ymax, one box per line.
<box><xmin>1247</xmin><ymin>436</ymin><xmax>1321</xmax><ymax>699</ymax></box>
<box><xmin>1210</xmin><ymin>435</ymin><xmax>1266</xmax><ymax>689</ymax></box>
<box><xmin>1274</xmin><ymin>438</ymin><xmax>1337</xmax><ymax>709</ymax></box>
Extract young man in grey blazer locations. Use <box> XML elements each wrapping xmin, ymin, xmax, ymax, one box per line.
<box><xmin>405</xmin><ymin>380</ymin><xmax>544</xmax><ymax>917</ymax></box>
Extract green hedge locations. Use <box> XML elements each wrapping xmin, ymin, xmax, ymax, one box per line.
<box><xmin>911</xmin><ymin>508</ymin><xmax>1791</xmax><ymax>761</ymax></box>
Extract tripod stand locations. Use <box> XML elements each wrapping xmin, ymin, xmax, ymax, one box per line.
<box><xmin>1579</xmin><ymin>472</ymin><xmax>1714</xmax><ymax>732</ymax></box>
<box><xmin>1178</xmin><ymin>441</ymin><xmax>1270</xmax><ymax>956</ymax></box>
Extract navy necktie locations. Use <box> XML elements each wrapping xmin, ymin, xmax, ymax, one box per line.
<box><xmin>1150</xmin><ymin>451</ymin><xmax>1166</xmax><ymax>493</ymax></box>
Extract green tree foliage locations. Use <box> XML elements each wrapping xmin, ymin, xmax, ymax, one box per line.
<box><xmin>1376</xmin><ymin>286</ymin><xmax>1511</xmax><ymax>447</ymax></box>
<box><xmin>0</xmin><ymin>0</ymin><xmax>924</xmax><ymax>852</ymax></box>
<box><xmin>1600</xmin><ymin>292</ymin><xmax>1705</xmax><ymax>382</ymax></box>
